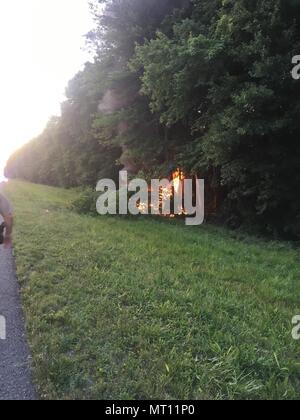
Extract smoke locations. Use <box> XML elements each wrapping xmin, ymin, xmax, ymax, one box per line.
<box><xmin>98</xmin><ymin>89</ymin><xmax>128</xmax><ymax>114</ymax></box>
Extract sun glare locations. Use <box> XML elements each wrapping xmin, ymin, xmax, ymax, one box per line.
<box><xmin>0</xmin><ymin>0</ymin><xmax>93</xmax><ymax>180</ymax></box>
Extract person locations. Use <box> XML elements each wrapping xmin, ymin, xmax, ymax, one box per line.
<box><xmin>0</xmin><ymin>192</ymin><xmax>13</xmax><ymax>248</ymax></box>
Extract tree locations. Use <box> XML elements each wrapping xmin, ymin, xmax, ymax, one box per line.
<box><xmin>6</xmin><ymin>0</ymin><xmax>300</xmax><ymax>238</ymax></box>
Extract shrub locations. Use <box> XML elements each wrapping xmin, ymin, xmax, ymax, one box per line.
<box><xmin>69</xmin><ymin>188</ymin><xmax>98</xmax><ymax>216</ymax></box>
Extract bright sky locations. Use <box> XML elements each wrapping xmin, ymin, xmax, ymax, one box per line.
<box><xmin>0</xmin><ymin>0</ymin><xmax>93</xmax><ymax>180</ymax></box>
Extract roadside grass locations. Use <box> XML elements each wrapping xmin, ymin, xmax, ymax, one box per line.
<box><xmin>4</xmin><ymin>180</ymin><xmax>300</xmax><ymax>400</ymax></box>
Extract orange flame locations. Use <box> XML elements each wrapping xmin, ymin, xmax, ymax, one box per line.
<box><xmin>137</xmin><ymin>169</ymin><xmax>186</xmax><ymax>216</ymax></box>
<box><xmin>172</xmin><ymin>169</ymin><xmax>185</xmax><ymax>194</ymax></box>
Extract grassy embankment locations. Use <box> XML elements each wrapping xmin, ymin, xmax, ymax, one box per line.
<box><xmin>4</xmin><ymin>180</ymin><xmax>300</xmax><ymax>400</ymax></box>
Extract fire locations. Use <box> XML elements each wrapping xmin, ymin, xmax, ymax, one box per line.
<box><xmin>172</xmin><ymin>169</ymin><xmax>185</xmax><ymax>194</ymax></box>
<box><xmin>137</xmin><ymin>168</ymin><xmax>186</xmax><ymax>216</ymax></box>
<box><xmin>172</xmin><ymin>169</ymin><xmax>187</xmax><ymax>216</ymax></box>
<box><xmin>160</xmin><ymin>186</ymin><xmax>173</xmax><ymax>201</ymax></box>
<box><xmin>138</xmin><ymin>202</ymin><xmax>148</xmax><ymax>212</ymax></box>
<box><xmin>159</xmin><ymin>169</ymin><xmax>185</xmax><ymax>210</ymax></box>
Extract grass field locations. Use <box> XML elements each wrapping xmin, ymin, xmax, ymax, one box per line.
<box><xmin>3</xmin><ymin>180</ymin><xmax>300</xmax><ymax>400</ymax></box>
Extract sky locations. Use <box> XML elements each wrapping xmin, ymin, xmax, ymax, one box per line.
<box><xmin>0</xmin><ymin>0</ymin><xmax>94</xmax><ymax>180</ymax></box>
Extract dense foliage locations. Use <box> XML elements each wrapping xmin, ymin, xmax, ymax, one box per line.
<box><xmin>5</xmin><ymin>0</ymin><xmax>300</xmax><ymax>238</ymax></box>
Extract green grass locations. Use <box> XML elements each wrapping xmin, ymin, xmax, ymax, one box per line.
<box><xmin>3</xmin><ymin>180</ymin><xmax>300</xmax><ymax>400</ymax></box>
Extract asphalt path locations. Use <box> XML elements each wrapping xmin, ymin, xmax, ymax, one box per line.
<box><xmin>0</xmin><ymin>246</ymin><xmax>36</xmax><ymax>400</ymax></box>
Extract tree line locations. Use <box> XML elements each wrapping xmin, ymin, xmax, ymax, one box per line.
<box><xmin>5</xmin><ymin>0</ymin><xmax>300</xmax><ymax>238</ymax></box>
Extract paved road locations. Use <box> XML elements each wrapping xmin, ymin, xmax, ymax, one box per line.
<box><xmin>0</xmin><ymin>246</ymin><xmax>36</xmax><ymax>400</ymax></box>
